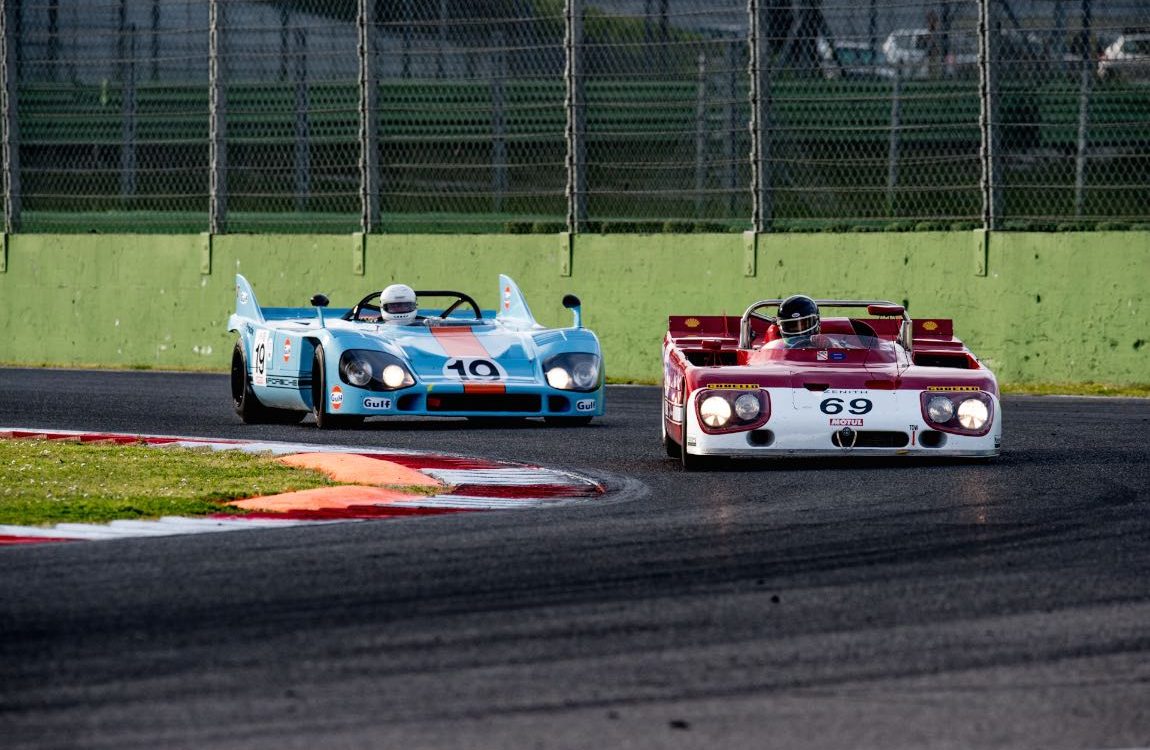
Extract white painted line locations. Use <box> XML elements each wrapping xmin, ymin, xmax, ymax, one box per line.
<box><xmin>389</xmin><ymin>496</ymin><xmax>551</xmax><ymax>509</ymax></box>
<box><xmin>424</xmin><ymin>468</ymin><xmax>585</xmax><ymax>486</ymax></box>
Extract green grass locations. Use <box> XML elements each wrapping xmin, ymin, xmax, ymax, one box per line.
<box><xmin>0</xmin><ymin>439</ymin><xmax>340</xmax><ymax>526</ymax></box>
<box><xmin>1000</xmin><ymin>382</ymin><xmax>1150</xmax><ymax>398</ymax></box>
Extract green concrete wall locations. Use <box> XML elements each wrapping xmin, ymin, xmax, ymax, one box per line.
<box><xmin>1</xmin><ymin>232</ymin><xmax>1147</xmax><ymax>385</ymax></box>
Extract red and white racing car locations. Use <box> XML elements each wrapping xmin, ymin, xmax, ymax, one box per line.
<box><xmin>662</xmin><ymin>298</ymin><xmax>1002</xmax><ymax>469</ymax></box>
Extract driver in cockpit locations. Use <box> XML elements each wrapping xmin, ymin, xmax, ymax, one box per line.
<box><xmin>777</xmin><ymin>294</ymin><xmax>821</xmax><ymax>348</ymax></box>
<box><xmin>380</xmin><ymin>284</ymin><xmax>419</xmax><ymax>325</ymax></box>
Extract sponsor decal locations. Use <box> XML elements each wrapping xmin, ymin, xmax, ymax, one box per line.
<box><xmin>927</xmin><ymin>385</ymin><xmax>981</xmax><ymax>392</ymax></box>
<box><xmin>363</xmin><ymin>397</ymin><xmax>392</xmax><ymax>410</ymax></box>
<box><xmin>995</xmin><ymin>436</ymin><xmax>1001</xmax><ymax>448</ymax></box>
<box><xmin>575</xmin><ymin>399</ymin><xmax>595</xmax><ymax>412</ymax></box>
<box><xmin>238</xmin><ymin>287</ymin><xmax>250</xmax><ymax>305</ymax></box>
<box><xmin>504</xmin><ymin>285</ymin><xmax>512</xmax><ymax>310</ymax></box>
<box><xmin>684</xmin><ymin>318</ymin><xmax>700</xmax><ymax>328</ymax></box>
<box><xmin>686</xmin><ymin>437</ymin><xmax>697</xmax><ymax>446</ymax></box>
<box><xmin>330</xmin><ymin>385</ymin><xmax>343</xmax><ymax>411</ymax></box>
<box><xmin>706</xmin><ymin>383</ymin><xmax>758</xmax><ymax>390</ymax></box>
<box><xmin>252</xmin><ymin>330</ymin><xmax>271</xmax><ymax>387</ymax></box>
<box><xmin>923</xmin><ymin>320</ymin><xmax>939</xmax><ymax>331</ymax></box>
<box><xmin>830</xmin><ymin>418</ymin><xmax>864</xmax><ymax>427</ymax></box>
<box><xmin>816</xmin><ymin>350</ymin><xmax>828</xmax><ymax>361</ymax></box>
<box><xmin>830</xmin><ymin>351</ymin><xmax>846</xmax><ymax>361</ymax></box>
<box><xmin>282</xmin><ymin>337</ymin><xmax>292</xmax><ymax>363</ymax></box>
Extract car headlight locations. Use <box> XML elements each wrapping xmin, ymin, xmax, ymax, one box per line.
<box><xmin>926</xmin><ymin>396</ymin><xmax>955</xmax><ymax>423</ymax></box>
<box><xmin>543</xmin><ymin>353</ymin><xmax>601</xmax><ymax>392</ymax></box>
<box><xmin>699</xmin><ymin>396</ymin><xmax>732</xmax><ymax>428</ymax></box>
<box><xmin>734</xmin><ymin>393</ymin><xmax>760</xmax><ymax>421</ymax></box>
<box><xmin>339</xmin><ymin>350</ymin><xmax>414</xmax><ymax>391</ymax></box>
<box><xmin>957</xmin><ymin>398</ymin><xmax>989</xmax><ymax>430</ymax></box>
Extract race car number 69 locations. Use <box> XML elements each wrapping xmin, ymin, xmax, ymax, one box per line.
<box><xmin>820</xmin><ymin>397</ymin><xmax>872</xmax><ymax>415</ymax></box>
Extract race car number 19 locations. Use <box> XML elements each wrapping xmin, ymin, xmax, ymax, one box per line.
<box><xmin>444</xmin><ymin>357</ymin><xmax>506</xmax><ymax>381</ymax></box>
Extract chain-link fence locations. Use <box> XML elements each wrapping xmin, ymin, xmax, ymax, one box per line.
<box><xmin>1</xmin><ymin>0</ymin><xmax>1147</xmax><ymax>234</ymax></box>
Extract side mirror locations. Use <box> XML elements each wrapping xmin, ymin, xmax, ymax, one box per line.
<box><xmin>310</xmin><ymin>294</ymin><xmax>330</xmax><ymax>308</ymax></box>
<box><xmin>866</xmin><ymin>303</ymin><xmax>904</xmax><ymax>316</ymax></box>
<box><xmin>562</xmin><ymin>293</ymin><xmax>583</xmax><ymax>328</ymax></box>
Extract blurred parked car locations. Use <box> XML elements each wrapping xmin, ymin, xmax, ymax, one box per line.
<box><xmin>881</xmin><ymin>28</ymin><xmax>977</xmax><ymax>78</ymax></box>
<box><xmin>1098</xmin><ymin>34</ymin><xmax>1150</xmax><ymax>81</ymax></box>
<box><xmin>815</xmin><ymin>38</ymin><xmax>895</xmax><ymax>80</ymax></box>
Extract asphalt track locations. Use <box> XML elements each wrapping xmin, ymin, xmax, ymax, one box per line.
<box><xmin>1</xmin><ymin>368</ymin><xmax>1149</xmax><ymax>750</ymax></box>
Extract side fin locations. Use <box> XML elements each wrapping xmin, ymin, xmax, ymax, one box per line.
<box><xmin>234</xmin><ymin>274</ymin><xmax>265</xmax><ymax>324</ymax></box>
<box><xmin>496</xmin><ymin>274</ymin><xmax>537</xmax><ymax>326</ymax></box>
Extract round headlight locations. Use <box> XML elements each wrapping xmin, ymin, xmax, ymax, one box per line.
<box><xmin>733</xmin><ymin>392</ymin><xmax>760</xmax><ymax>421</ymax></box>
<box><xmin>345</xmin><ymin>358</ymin><xmax>373</xmax><ymax>387</ymax></box>
<box><xmin>382</xmin><ymin>364</ymin><xmax>408</xmax><ymax>389</ymax></box>
<box><xmin>926</xmin><ymin>395</ymin><xmax>955</xmax><ymax>424</ymax></box>
<box><xmin>571</xmin><ymin>360</ymin><xmax>598</xmax><ymax>390</ymax></box>
<box><xmin>699</xmin><ymin>395</ymin><xmax>732</xmax><ymax>428</ymax></box>
<box><xmin>957</xmin><ymin>398</ymin><xmax>989</xmax><ymax>430</ymax></box>
<box><xmin>546</xmin><ymin>367</ymin><xmax>572</xmax><ymax>390</ymax></box>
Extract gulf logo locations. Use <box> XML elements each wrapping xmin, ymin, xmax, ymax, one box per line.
<box><xmin>504</xmin><ymin>285</ymin><xmax>512</xmax><ymax>310</ymax></box>
<box><xmin>330</xmin><ymin>385</ymin><xmax>344</xmax><ymax>411</ymax></box>
<box><xmin>283</xmin><ymin>337</ymin><xmax>292</xmax><ymax>362</ymax></box>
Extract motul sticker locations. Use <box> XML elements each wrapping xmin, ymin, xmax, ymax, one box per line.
<box><xmin>363</xmin><ymin>397</ymin><xmax>392</xmax><ymax>410</ymax></box>
<box><xmin>576</xmin><ymin>399</ymin><xmax>595</xmax><ymax>412</ymax></box>
<box><xmin>330</xmin><ymin>386</ymin><xmax>343</xmax><ymax>411</ymax></box>
<box><xmin>830</xmin><ymin>418</ymin><xmax>864</xmax><ymax>427</ymax></box>
<box><xmin>282</xmin><ymin>337</ymin><xmax>292</xmax><ymax>363</ymax></box>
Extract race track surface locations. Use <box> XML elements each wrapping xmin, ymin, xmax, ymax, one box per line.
<box><xmin>1</xmin><ymin>368</ymin><xmax>1148</xmax><ymax>749</ymax></box>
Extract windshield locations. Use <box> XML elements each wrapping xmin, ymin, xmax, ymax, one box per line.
<box><xmin>758</xmin><ymin>333</ymin><xmax>902</xmax><ymax>366</ymax></box>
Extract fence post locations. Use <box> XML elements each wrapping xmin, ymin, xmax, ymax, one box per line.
<box><xmin>209</xmin><ymin>0</ymin><xmax>228</xmax><ymax>234</ymax></box>
<box><xmin>978</xmin><ymin>0</ymin><xmax>1002</xmax><ymax>230</ymax></box>
<box><xmin>359</xmin><ymin>0</ymin><xmax>380</xmax><ymax>233</ymax></box>
<box><xmin>294</xmin><ymin>27</ymin><xmax>310</xmax><ymax>214</ymax></box>
<box><xmin>748</xmin><ymin>0</ymin><xmax>772</xmax><ymax>233</ymax></box>
<box><xmin>565</xmin><ymin>0</ymin><xmax>587</xmax><ymax>234</ymax></box>
<box><xmin>694</xmin><ymin>53</ymin><xmax>707</xmax><ymax>219</ymax></box>
<box><xmin>121</xmin><ymin>25</ymin><xmax>138</xmax><ymax>202</ymax></box>
<box><xmin>1074</xmin><ymin>0</ymin><xmax>1093</xmax><ymax>218</ymax></box>
<box><xmin>1</xmin><ymin>0</ymin><xmax>22</xmax><ymax>234</ymax></box>
<box><xmin>886</xmin><ymin>67</ymin><xmax>902</xmax><ymax>217</ymax></box>
<box><xmin>491</xmin><ymin>29</ymin><xmax>508</xmax><ymax>215</ymax></box>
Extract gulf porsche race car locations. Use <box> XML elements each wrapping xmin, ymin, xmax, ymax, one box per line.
<box><xmin>228</xmin><ymin>274</ymin><xmax>604</xmax><ymax>428</ymax></box>
<box><xmin>662</xmin><ymin>299</ymin><xmax>1002</xmax><ymax>469</ymax></box>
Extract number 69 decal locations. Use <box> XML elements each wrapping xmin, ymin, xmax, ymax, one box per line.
<box><xmin>443</xmin><ymin>357</ymin><xmax>507</xmax><ymax>381</ymax></box>
<box><xmin>820</xmin><ymin>397</ymin><xmax>873</xmax><ymax>415</ymax></box>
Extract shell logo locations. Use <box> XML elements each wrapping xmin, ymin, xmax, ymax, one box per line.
<box><xmin>685</xmin><ymin>318</ymin><xmax>700</xmax><ymax>328</ymax></box>
<box><xmin>923</xmin><ymin>321</ymin><xmax>938</xmax><ymax>331</ymax></box>
<box><xmin>330</xmin><ymin>385</ymin><xmax>343</xmax><ymax>411</ymax></box>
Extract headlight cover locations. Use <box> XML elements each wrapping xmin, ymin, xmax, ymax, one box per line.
<box><xmin>920</xmin><ymin>390</ymin><xmax>994</xmax><ymax>436</ymax></box>
<box><xmin>695</xmin><ymin>388</ymin><xmax>770</xmax><ymax>434</ymax></box>
<box><xmin>339</xmin><ymin>350</ymin><xmax>415</xmax><ymax>391</ymax></box>
<box><xmin>543</xmin><ymin>353</ymin><xmax>602</xmax><ymax>392</ymax></box>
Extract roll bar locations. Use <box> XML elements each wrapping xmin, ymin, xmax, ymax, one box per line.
<box><xmin>738</xmin><ymin>299</ymin><xmax>912</xmax><ymax>351</ymax></box>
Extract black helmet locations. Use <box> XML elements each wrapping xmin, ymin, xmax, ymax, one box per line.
<box><xmin>777</xmin><ymin>295</ymin><xmax>820</xmax><ymax>339</ymax></box>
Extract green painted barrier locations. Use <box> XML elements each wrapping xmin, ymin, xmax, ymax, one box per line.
<box><xmin>0</xmin><ymin>232</ymin><xmax>1146</xmax><ymax>385</ymax></box>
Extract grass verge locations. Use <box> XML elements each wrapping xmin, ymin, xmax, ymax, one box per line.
<box><xmin>0</xmin><ymin>440</ymin><xmax>341</xmax><ymax>526</ymax></box>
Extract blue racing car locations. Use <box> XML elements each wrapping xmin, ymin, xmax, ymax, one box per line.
<box><xmin>228</xmin><ymin>274</ymin><xmax>604</xmax><ymax>428</ymax></box>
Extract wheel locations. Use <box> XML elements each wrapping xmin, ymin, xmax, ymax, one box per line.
<box><xmin>544</xmin><ymin>416</ymin><xmax>593</xmax><ymax>427</ymax></box>
<box><xmin>679</xmin><ymin>424</ymin><xmax>712</xmax><ymax>471</ymax></box>
<box><xmin>664</xmin><ymin>432</ymin><xmax>682</xmax><ymax>458</ymax></box>
<box><xmin>231</xmin><ymin>341</ymin><xmax>306</xmax><ymax>425</ymax></box>
<box><xmin>311</xmin><ymin>345</ymin><xmax>363</xmax><ymax>429</ymax></box>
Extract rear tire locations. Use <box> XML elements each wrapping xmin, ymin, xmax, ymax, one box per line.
<box><xmin>311</xmin><ymin>345</ymin><xmax>363</xmax><ymax>429</ymax></box>
<box><xmin>231</xmin><ymin>341</ymin><xmax>306</xmax><ymax>425</ymax></box>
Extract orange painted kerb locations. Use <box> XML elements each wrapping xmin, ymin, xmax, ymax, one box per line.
<box><xmin>229</xmin><ymin>452</ymin><xmax>445</xmax><ymax>513</ymax></box>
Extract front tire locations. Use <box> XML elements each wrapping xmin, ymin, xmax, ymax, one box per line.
<box><xmin>231</xmin><ymin>341</ymin><xmax>306</xmax><ymax>425</ymax></box>
<box><xmin>311</xmin><ymin>345</ymin><xmax>363</xmax><ymax>429</ymax></box>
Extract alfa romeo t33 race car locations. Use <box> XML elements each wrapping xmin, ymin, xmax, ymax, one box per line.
<box><xmin>228</xmin><ymin>274</ymin><xmax>604</xmax><ymax>428</ymax></box>
<box><xmin>662</xmin><ymin>298</ymin><xmax>1002</xmax><ymax>469</ymax></box>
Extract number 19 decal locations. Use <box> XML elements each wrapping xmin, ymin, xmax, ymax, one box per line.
<box><xmin>443</xmin><ymin>357</ymin><xmax>506</xmax><ymax>381</ymax></box>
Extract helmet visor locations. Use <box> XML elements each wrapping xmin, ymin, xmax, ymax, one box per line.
<box><xmin>382</xmin><ymin>301</ymin><xmax>418</xmax><ymax>315</ymax></box>
<box><xmin>778</xmin><ymin>314</ymin><xmax>818</xmax><ymax>337</ymax></box>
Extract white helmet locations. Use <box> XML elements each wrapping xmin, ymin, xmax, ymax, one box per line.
<box><xmin>380</xmin><ymin>284</ymin><xmax>418</xmax><ymax>324</ymax></box>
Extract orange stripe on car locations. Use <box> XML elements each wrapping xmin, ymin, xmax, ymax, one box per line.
<box><xmin>431</xmin><ymin>327</ymin><xmax>489</xmax><ymax>358</ymax></box>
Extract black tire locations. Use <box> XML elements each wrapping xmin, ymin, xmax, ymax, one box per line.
<box><xmin>664</xmin><ymin>431</ymin><xmax>682</xmax><ymax>458</ymax></box>
<box><xmin>311</xmin><ymin>345</ymin><xmax>363</xmax><ymax>429</ymax></box>
<box><xmin>679</xmin><ymin>424</ymin><xmax>711</xmax><ymax>471</ymax></box>
<box><xmin>544</xmin><ymin>416</ymin><xmax>593</xmax><ymax>427</ymax></box>
<box><xmin>231</xmin><ymin>341</ymin><xmax>306</xmax><ymax>425</ymax></box>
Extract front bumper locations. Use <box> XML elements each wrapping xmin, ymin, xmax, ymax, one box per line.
<box><xmin>683</xmin><ymin>387</ymin><xmax>1001</xmax><ymax>458</ymax></box>
<box><xmin>326</xmin><ymin>383</ymin><xmax>605</xmax><ymax>419</ymax></box>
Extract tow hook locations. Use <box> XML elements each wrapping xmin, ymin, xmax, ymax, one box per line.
<box><xmin>836</xmin><ymin>426</ymin><xmax>858</xmax><ymax>449</ymax></box>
